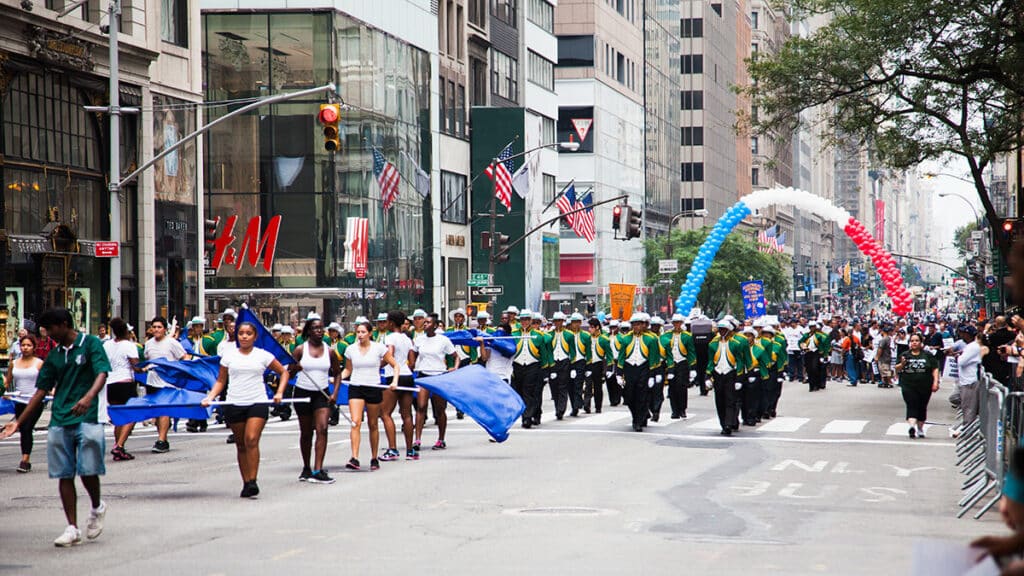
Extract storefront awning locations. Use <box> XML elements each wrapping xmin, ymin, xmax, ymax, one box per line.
<box><xmin>204</xmin><ymin>287</ymin><xmax>379</xmax><ymax>298</ymax></box>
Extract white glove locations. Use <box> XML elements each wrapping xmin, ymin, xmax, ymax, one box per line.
<box><xmin>570</xmin><ymin>370</ymin><xmax>577</xmax><ymax>379</ymax></box>
<box><xmin>550</xmin><ymin>373</ymin><xmax>558</xmax><ymax>381</ymax></box>
<box><xmin>655</xmin><ymin>374</ymin><xmax>663</xmax><ymax>384</ymax></box>
<box><xmin>585</xmin><ymin>371</ymin><xmax>592</xmax><ymax>378</ymax></box>
<box><xmin>617</xmin><ymin>376</ymin><xmax>625</xmax><ymax>387</ymax></box>
<box><xmin>648</xmin><ymin>377</ymin><xmax>656</xmax><ymax>388</ymax></box>
<box><xmin>735</xmin><ymin>381</ymin><xmax>743</xmax><ymax>391</ymax></box>
<box><xmin>690</xmin><ymin>371</ymin><xmax>697</xmax><ymax>380</ymax></box>
<box><xmin>667</xmin><ymin>373</ymin><xmax>675</xmax><ymax>381</ymax></box>
<box><xmin>777</xmin><ymin>376</ymin><xmax>784</xmax><ymax>384</ymax></box>
<box><xmin>605</xmin><ymin>371</ymin><xmax>613</xmax><ymax>380</ymax></box>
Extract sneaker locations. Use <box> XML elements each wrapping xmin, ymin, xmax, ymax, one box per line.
<box><xmin>226</xmin><ymin>433</ymin><xmax>236</xmax><ymax>444</ymax></box>
<box><xmin>432</xmin><ymin>440</ymin><xmax>446</xmax><ymax>451</ymax></box>
<box><xmin>151</xmin><ymin>440</ymin><xmax>170</xmax><ymax>453</ymax></box>
<box><xmin>298</xmin><ymin>467</ymin><xmax>313</xmax><ymax>482</ymax></box>
<box><xmin>370</xmin><ymin>459</ymin><xmax>380</xmax><ymax>471</ymax></box>
<box><xmin>908</xmin><ymin>427</ymin><xmax>916</xmax><ymax>438</ymax></box>
<box><xmin>407</xmin><ymin>450</ymin><xmax>419</xmax><ymax>461</ymax></box>
<box><xmin>308</xmin><ymin>470</ymin><xmax>335</xmax><ymax>484</ymax></box>
<box><xmin>379</xmin><ymin>449</ymin><xmax>399</xmax><ymax>462</ymax></box>
<box><xmin>917</xmin><ymin>428</ymin><xmax>926</xmax><ymax>438</ymax></box>
<box><xmin>345</xmin><ymin>458</ymin><xmax>360</xmax><ymax>471</ymax></box>
<box><xmin>240</xmin><ymin>481</ymin><xmax>259</xmax><ymax>498</ymax></box>
<box><xmin>16</xmin><ymin>461</ymin><xmax>30</xmax><ymax>473</ymax></box>
<box><xmin>111</xmin><ymin>447</ymin><xmax>134</xmax><ymax>462</ymax></box>
<box><xmin>86</xmin><ymin>502</ymin><xmax>106</xmax><ymax>540</ymax></box>
<box><xmin>54</xmin><ymin>525</ymin><xmax>82</xmax><ymax>547</ymax></box>
<box><xmin>412</xmin><ymin>441</ymin><xmax>421</xmax><ymax>451</ymax></box>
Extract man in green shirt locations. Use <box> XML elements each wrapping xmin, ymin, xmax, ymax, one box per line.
<box><xmin>1</xmin><ymin>308</ymin><xmax>111</xmax><ymax>547</ymax></box>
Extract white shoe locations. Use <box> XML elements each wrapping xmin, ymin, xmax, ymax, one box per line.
<box><xmin>54</xmin><ymin>525</ymin><xmax>82</xmax><ymax>547</ymax></box>
<box><xmin>917</xmin><ymin>428</ymin><xmax>926</xmax><ymax>438</ymax></box>
<box><xmin>86</xmin><ymin>501</ymin><xmax>106</xmax><ymax>540</ymax></box>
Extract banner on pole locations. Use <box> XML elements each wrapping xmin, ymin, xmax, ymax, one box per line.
<box><xmin>741</xmin><ymin>280</ymin><xmax>766</xmax><ymax>319</ymax></box>
<box><xmin>609</xmin><ymin>283</ymin><xmax>636</xmax><ymax>321</ymax></box>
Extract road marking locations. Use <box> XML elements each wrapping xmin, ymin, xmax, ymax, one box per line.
<box><xmin>271</xmin><ymin>548</ymin><xmax>305</xmax><ymax>561</ymax></box>
<box><xmin>758</xmin><ymin>417</ymin><xmax>809</xmax><ymax>432</ymax></box>
<box><xmin>571</xmin><ymin>412</ymin><xmax>629</xmax><ymax>426</ymax></box>
<box><xmin>820</xmin><ymin>420</ymin><xmax>869</xmax><ymax>434</ymax></box>
<box><xmin>885</xmin><ymin>423</ymin><xmax>934</xmax><ymax>437</ymax></box>
<box><xmin>689</xmin><ymin>418</ymin><xmax>724</xmax><ymax>430</ymax></box>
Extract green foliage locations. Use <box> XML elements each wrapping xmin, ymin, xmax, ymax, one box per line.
<box><xmin>953</xmin><ymin>221</ymin><xmax>981</xmax><ymax>260</ymax></box>
<box><xmin>644</xmin><ymin>229</ymin><xmax>791</xmax><ymax>317</ymax></box>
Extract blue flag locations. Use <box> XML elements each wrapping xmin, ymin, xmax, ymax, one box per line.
<box><xmin>414</xmin><ymin>365</ymin><xmax>524</xmax><ymax>442</ymax></box>
<box><xmin>236</xmin><ymin>307</ymin><xmax>294</xmax><ymax>366</ymax></box>
<box><xmin>107</xmin><ymin>387</ymin><xmax>211</xmax><ymax>426</ymax></box>
<box><xmin>136</xmin><ymin>356</ymin><xmax>222</xmax><ymax>392</ymax></box>
<box><xmin>443</xmin><ymin>329</ymin><xmax>516</xmax><ymax>358</ymax></box>
<box><xmin>485</xmin><ymin>329</ymin><xmax>517</xmax><ymax>358</ymax></box>
<box><xmin>179</xmin><ymin>334</ymin><xmax>195</xmax><ymax>355</ymax></box>
<box><xmin>0</xmin><ymin>397</ymin><xmax>15</xmax><ymax>416</ymax></box>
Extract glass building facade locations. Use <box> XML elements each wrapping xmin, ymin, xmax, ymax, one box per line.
<box><xmin>202</xmin><ymin>11</ymin><xmax>433</xmax><ymax>323</ymax></box>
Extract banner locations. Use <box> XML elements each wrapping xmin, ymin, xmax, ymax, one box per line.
<box><xmin>741</xmin><ymin>280</ymin><xmax>766</xmax><ymax>319</ymax></box>
<box><xmin>875</xmin><ymin>199</ymin><xmax>885</xmax><ymax>246</ymax></box>
<box><xmin>609</xmin><ymin>283</ymin><xmax>636</xmax><ymax>320</ymax></box>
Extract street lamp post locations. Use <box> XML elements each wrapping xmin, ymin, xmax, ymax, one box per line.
<box><xmin>938</xmin><ymin>192</ymin><xmax>982</xmax><ymax>225</ymax></box>
<box><xmin>669</xmin><ymin>208</ymin><xmax>709</xmax><ymax>229</ymax></box>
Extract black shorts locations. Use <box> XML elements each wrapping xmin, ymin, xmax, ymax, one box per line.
<box><xmin>388</xmin><ymin>375</ymin><xmax>416</xmax><ymax>398</ymax></box>
<box><xmin>347</xmin><ymin>384</ymin><xmax>383</xmax><ymax>405</ymax></box>
<box><xmin>222</xmin><ymin>404</ymin><xmax>269</xmax><ymax>425</ymax></box>
<box><xmin>107</xmin><ymin>381</ymin><xmax>139</xmax><ymax>406</ymax></box>
<box><xmin>144</xmin><ymin>384</ymin><xmax>163</xmax><ymax>396</ymax></box>
<box><xmin>293</xmin><ymin>387</ymin><xmax>333</xmax><ymax>416</ymax></box>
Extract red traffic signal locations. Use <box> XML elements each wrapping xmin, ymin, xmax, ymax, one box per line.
<box><xmin>318</xmin><ymin>103</ymin><xmax>341</xmax><ymax>152</ymax></box>
<box><xmin>612</xmin><ymin>205</ymin><xmax>622</xmax><ymax>230</ymax></box>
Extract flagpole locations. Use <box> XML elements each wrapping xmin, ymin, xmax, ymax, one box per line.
<box><xmin>541</xmin><ymin>179</ymin><xmax>575</xmax><ymax>213</ymax></box>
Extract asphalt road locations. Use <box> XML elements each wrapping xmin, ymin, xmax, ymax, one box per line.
<box><xmin>0</xmin><ymin>376</ymin><xmax>1004</xmax><ymax>575</ymax></box>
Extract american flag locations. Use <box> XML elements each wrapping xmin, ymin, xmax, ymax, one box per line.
<box><xmin>757</xmin><ymin>225</ymin><xmax>779</xmax><ymax>253</ymax></box>
<box><xmin>484</xmin><ymin>144</ymin><xmax>514</xmax><ymax>212</ymax></box>
<box><xmin>574</xmin><ymin>191</ymin><xmax>596</xmax><ymax>243</ymax></box>
<box><xmin>373</xmin><ymin>148</ymin><xmax>400</xmax><ymax>211</ymax></box>
<box><xmin>555</xmin><ymin>184</ymin><xmax>578</xmax><ymax>229</ymax></box>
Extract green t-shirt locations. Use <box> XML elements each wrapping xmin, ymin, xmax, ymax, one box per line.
<box><xmin>898</xmin><ymin>350</ymin><xmax>938</xmax><ymax>391</ymax></box>
<box><xmin>37</xmin><ymin>332</ymin><xmax>112</xmax><ymax>427</ymax></box>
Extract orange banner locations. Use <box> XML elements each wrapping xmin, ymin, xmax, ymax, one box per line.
<box><xmin>609</xmin><ymin>283</ymin><xmax>636</xmax><ymax>321</ymax></box>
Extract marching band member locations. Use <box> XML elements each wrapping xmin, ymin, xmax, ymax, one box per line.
<box><xmin>708</xmin><ymin>320</ymin><xmax>746</xmax><ymax>436</ymax></box>
<box><xmin>511</xmin><ymin>311</ymin><xmax>548</xmax><ymax>428</ymax></box>
<box><xmin>663</xmin><ymin>314</ymin><xmax>697</xmax><ymax>419</ymax></box>
<box><xmin>583</xmin><ymin>318</ymin><xmax>609</xmax><ymax>414</ymax></box>
<box><xmin>616</xmin><ymin>313</ymin><xmax>660</xmax><ymax>432</ymax></box>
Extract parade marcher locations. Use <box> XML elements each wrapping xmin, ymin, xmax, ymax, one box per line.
<box><xmin>412</xmin><ymin>316</ymin><xmax>457</xmax><ymax>453</ymax></box>
<box><xmin>893</xmin><ymin>332</ymin><xmax>940</xmax><ymax>438</ymax></box>
<box><xmin>512</xmin><ymin>311</ymin><xmax>548</xmax><ymax>428</ymax></box>
<box><xmin>291</xmin><ymin>317</ymin><xmax>342</xmax><ymax>484</ymax></box>
<box><xmin>203</xmin><ymin>321</ymin><xmax>291</xmax><ymax>497</ymax></box>
<box><xmin>409</xmin><ymin>309</ymin><xmax>428</xmax><ymax>340</ymax></box>
<box><xmin>783</xmin><ymin>318</ymin><xmax>806</xmax><ymax>383</ymax></box>
<box><xmin>690</xmin><ymin>315</ymin><xmax>713</xmax><ymax>396</ymax></box>
<box><xmin>2</xmin><ymin>308</ymin><xmax>111</xmax><ymax>546</ymax></box>
<box><xmin>582</xmin><ymin>318</ymin><xmax>608</xmax><ymax>414</ymax></box>
<box><xmin>505</xmin><ymin>306</ymin><xmax>522</xmax><ymax>334</ymax></box>
<box><xmin>142</xmin><ymin>316</ymin><xmax>189</xmax><ymax>453</ymax></box>
<box><xmin>342</xmin><ymin>321</ymin><xmax>401</xmax><ymax>470</ymax></box>
<box><xmin>103</xmin><ymin>318</ymin><xmax>141</xmax><ymax>460</ymax></box>
<box><xmin>380</xmin><ymin>310</ymin><xmax>416</xmax><ymax>462</ymax></box>
<box><xmin>800</xmin><ymin>322</ymin><xmax>830</xmax><ymax>391</ymax></box>
<box><xmin>326</xmin><ymin>322</ymin><xmax>343</xmax><ymax>346</ymax></box>
<box><xmin>617</xmin><ymin>313</ymin><xmax>660</xmax><ymax>432</ymax></box>
<box><xmin>741</xmin><ymin>327</ymin><xmax>763</xmax><ymax>426</ymax></box>
<box><xmin>646</xmin><ymin>316</ymin><xmax>668</xmax><ymax>422</ymax></box>
<box><xmin>4</xmin><ymin>333</ymin><xmax>45</xmax><ymax>472</ymax></box>
<box><xmin>707</xmin><ymin>320</ymin><xmax>745</xmax><ymax>435</ymax></box>
<box><xmin>663</xmin><ymin>314</ymin><xmax>696</xmax><ymax>419</ymax></box>
<box><xmin>449</xmin><ymin>308</ymin><xmax>475</xmax><ymax>420</ymax></box>
<box><xmin>764</xmin><ymin>324</ymin><xmax>788</xmax><ymax>419</ymax></box>
<box><xmin>605</xmin><ymin>319</ymin><xmax>624</xmax><ymax>406</ymax></box>
<box><xmin>568</xmin><ymin>313</ymin><xmax>589</xmax><ymax>417</ymax></box>
<box><xmin>546</xmin><ymin>312</ymin><xmax>577</xmax><ymax>420</ymax></box>
<box><xmin>481</xmin><ymin>322</ymin><xmax>514</xmax><ymax>384</ymax></box>
<box><xmin>185</xmin><ymin>317</ymin><xmax>207</xmax><ymax>355</ymax></box>
<box><xmin>202</xmin><ymin>308</ymin><xmax>237</xmax><ymax>355</ymax></box>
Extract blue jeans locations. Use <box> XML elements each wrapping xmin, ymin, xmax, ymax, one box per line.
<box><xmin>47</xmin><ymin>423</ymin><xmax>106</xmax><ymax>479</ymax></box>
<box><xmin>845</xmin><ymin>353</ymin><xmax>860</xmax><ymax>384</ymax></box>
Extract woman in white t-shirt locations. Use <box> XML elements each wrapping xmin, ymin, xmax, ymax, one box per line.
<box><xmin>411</xmin><ymin>316</ymin><xmax>459</xmax><ymax>455</ymax></box>
<box><xmin>103</xmin><ymin>318</ymin><xmax>140</xmax><ymax>461</ymax></box>
<box><xmin>379</xmin><ymin>310</ymin><xmax>417</xmax><ymax>462</ymax></box>
<box><xmin>290</xmin><ymin>317</ymin><xmax>342</xmax><ymax>484</ymax></box>
<box><xmin>341</xmin><ymin>321</ymin><xmax>400</xmax><ymax>472</ymax></box>
<box><xmin>3</xmin><ymin>333</ymin><xmax>44</xmax><ymax>473</ymax></box>
<box><xmin>142</xmin><ymin>316</ymin><xmax>189</xmax><ymax>454</ymax></box>
<box><xmin>203</xmin><ymin>321</ymin><xmax>290</xmax><ymax>498</ymax></box>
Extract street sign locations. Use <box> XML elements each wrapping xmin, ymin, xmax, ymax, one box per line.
<box><xmin>658</xmin><ymin>259</ymin><xmax>678</xmax><ymax>274</ymax></box>
<box><xmin>355</xmin><ymin>267</ymin><xmax>366</xmax><ymax>279</ymax></box>
<box><xmin>468</xmin><ymin>273</ymin><xmax>491</xmax><ymax>287</ymax></box>
<box><xmin>204</xmin><ymin>268</ymin><xmax>216</xmax><ymax>277</ymax></box>
<box><xmin>985</xmin><ymin>275</ymin><xmax>996</xmax><ymax>289</ymax></box>
<box><xmin>470</xmin><ymin>285</ymin><xmax>504</xmax><ymax>299</ymax></box>
<box><xmin>657</xmin><ymin>279</ymin><xmax>672</xmax><ymax>285</ymax></box>
<box><xmin>94</xmin><ymin>241</ymin><xmax>119</xmax><ymax>257</ymax></box>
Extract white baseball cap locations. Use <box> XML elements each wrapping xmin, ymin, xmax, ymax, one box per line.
<box><xmin>327</xmin><ymin>322</ymin><xmax>343</xmax><ymax>332</ymax></box>
<box><xmin>650</xmin><ymin>316</ymin><xmax>665</xmax><ymax>326</ymax></box>
<box><xmin>552</xmin><ymin>312</ymin><xmax>567</xmax><ymax>321</ymax></box>
<box><xmin>412</xmin><ymin>309</ymin><xmax>427</xmax><ymax>318</ymax></box>
<box><xmin>477</xmin><ymin>311</ymin><xmax>491</xmax><ymax>320</ymax></box>
<box><xmin>281</xmin><ymin>326</ymin><xmax>294</xmax><ymax>335</ymax></box>
<box><xmin>629</xmin><ymin>313</ymin><xmax>646</xmax><ymax>323</ymax></box>
<box><xmin>505</xmin><ymin>306</ymin><xmax>520</xmax><ymax>315</ymax></box>
<box><xmin>271</xmin><ymin>323</ymin><xmax>283</xmax><ymax>332</ymax></box>
<box><xmin>376</xmin><ymin>313</ymin><xmax>388</xmax><ymax>322</ymax></box>
<box><xmin>671</xmin><ymin>314</ymin><xmax>686</xmax><ymax>323</ymax></box>
<box><xmin>306</xmin><ymin>311</ymin><xmax>321</xmax><ymax>321</ymax></box>
<box><xmin>222</xmin><ymin>308</ymin><xmax>237</xmax><ymax>319</ymax></box>
<box><xmin>190</xmin><ymin>316</ymin><xmax>206</xmax><ymax>325</ymax></box>
<box><xmin>569</xmin><ymin>313</ymin><xmax>584</xmax><ymax>322</ymax></box>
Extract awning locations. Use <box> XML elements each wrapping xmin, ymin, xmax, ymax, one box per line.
<box><xmin>559</xmin><ymin>256</ymin><xmax>594</xmax><ymax>284</ymax></box>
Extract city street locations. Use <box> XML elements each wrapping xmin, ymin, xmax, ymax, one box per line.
<box><xmin>0</xmin><ymin>377</ymin><xmax>998</xmax><ymax>575</ymax></box>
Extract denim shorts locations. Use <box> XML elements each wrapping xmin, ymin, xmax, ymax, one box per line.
<box><xmin>47</xmin><ymin>423</ymin><xmax>106</xmax><ymax>479</ymax></box>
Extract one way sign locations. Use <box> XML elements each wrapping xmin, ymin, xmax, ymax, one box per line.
<box><xmin>470</xmin><ymin>285</ymin><xmax>504</xmax><ymax>299</ymax></box>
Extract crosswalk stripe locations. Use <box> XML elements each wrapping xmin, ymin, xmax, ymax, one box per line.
<box><xmin>820</xmin><ymin>420</ymin><xmax>869</xmax><ymax>434</ymax></box>
<box><xmin>757</xmin><ymin>417</ymin><xmax>810</xmax><ymax>433</ymax></box>
<box><xmin>571</xmin><ymin>412</ymin><xmax>629</xmax><ymax>426</ymax></box>
<box><xmin>885</xmin><ymin>422</ymin><xmax>934</xmax><ymax>437</ymax></box>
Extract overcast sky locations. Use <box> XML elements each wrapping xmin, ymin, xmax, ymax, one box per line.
<box><xmin>918</xmin><ymin>158</ymin><xmax>981</xmax><ymax>270</ymax></box>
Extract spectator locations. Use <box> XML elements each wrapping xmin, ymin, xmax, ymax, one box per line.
<box><xmin>952</xmin><ymin>325</ymin><xmax>983</xmax><ymax>437</ymax></box>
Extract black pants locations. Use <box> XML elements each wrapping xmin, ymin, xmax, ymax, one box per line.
<box><xmin>712</xmin><ymin>371</ymin><xmax>739</xmax><ymax>431</ymax></box>
<box><xmin>764</xmin><ymin>370</ymin><xmax>783</xmax><ymax>416</ymax></box>
<box><xmin>569</xmin><ymin>361</ymin><xmax>586</xmax><ymax>415</ymax></box>
<box><xmin>584</xmin><ymin>361</ymin><xmax>605</xmax><ymax>412</ymax></box>
<box><xmin>741</xmin><ymin>373</ymin><xmax>762</xmax><ymax>424</ymax></box>
<box><xmin>13</xmin><ymin>402</ymin><xmax>43</xmax><ymax>456</ymax></box>
<box><xmin>902</xmin><ymin>383</ymin><xmax>933</xmax><ymax>421</ymax></box>
<box><xmin>648</xmin><ymin>365</ymin><xmax>665</xmax><ymax>419</ymax></box>
<box><xmin>787</xmin><ymin>351</ymin><xmax>804</xmax><ymax>381</ymax></box>
<box><xmin>512</xmin><ymin>362</ymin><xmax>543</xmax><ymax>425</ymax></box>
<box><xmin>805</xmin><ymin>351</ymin><xmax>822</xmax><ymax>391</ymax></box>
<box><xmin>622</xmin><ymin>363</ymin><xmax>650</xmax><ymax>429</ymax></box>
<box><xmin>550</xmin><ymin>359</ymin><xmax>571</xmax><ymax>418</ymax></box>
<box><xmin>668</xmin><ymin>362</ymin><xmax>691</xmax><ymax>416</ymax></box>
<box><xmin>605</xmin><ymin>364</ymin><xmax>623</xmax><ymax>406</ymax></box>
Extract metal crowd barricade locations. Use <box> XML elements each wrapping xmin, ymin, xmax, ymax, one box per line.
<box><xmin>957</xmin><ymin>373</ymin><xmax>1008</xmax><ymax>519</ymax></box>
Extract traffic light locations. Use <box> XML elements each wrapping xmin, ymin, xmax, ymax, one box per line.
<box><xmin>626</xmin><ymin>206</ymin><xmax>642</xmax><ymax>239</ymax></box>
<box><xmin>494</xmin><ymin>233</ymin><xmax>510</xmax><ymax>263</ymax></box>
<box><xmin>204</xmin><ymin>217</ymin><xmax>220</xmax><ymax>251</ymax></box>
<box><xmin>318</xmin><ymin>103</ymin><xmax>341</xmax><ymax>152</ymax></box>
<box><xmin>612</xmin><ymin>204</ymin><xmax>623</xmax><ymax>231</ymax></box>
<box><xmin>480</xmin><ymin>231</ymin><xmax>492</xmax><ymax>250</ymax></box>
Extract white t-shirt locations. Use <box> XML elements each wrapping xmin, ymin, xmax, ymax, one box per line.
<box><xmin>383</xmin><ymin>332</ymin><xmax>414</xmax><ymax>377</ymax></box>
<box><xmin>486</xmin><ymin>348</ymin><xmax>514</xmax><ymax>381</ymax></box>
<box><xmin>413</xmin><ymin>334</ymin><xmax>456</xmax><ymax>375</ymax></box>
<box><xmin>345</xmin><ymin>341</ymin><xmax>388</xmax><ymax>386</ymax></box>
<box><xmin>216</xmin><ymin>338</ymin><xmax>237</xmax><ymax>359</ymax></box>
<box><xmin>103</xmin><ymin>339</ymin><xmax>139</xmax><ymax>383</ymax></box>
<box><xmin>957</xmin><ymin>341</ymin><xmax>982</xmax><ymax>387</ymax></box>
<box><xmin>782</xmin><ymin>327</ymin><xmax>803</xmax><ymax>351</ymax></box>
<box><xmin>221</xmin><ymin>347</ymin><xmax>275</xmax><ymax>404</ymax></box>
<box><xmin>144</xmin><ymin>336</ymin><xmax>187</xmax><ymax>388</ymax></box>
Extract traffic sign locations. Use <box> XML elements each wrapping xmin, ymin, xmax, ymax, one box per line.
<box><xmin>205</xmin><ymin>268</ymin><xmax>216</xmax><ymax>277</ymax></box>
<box><xmin>468</xmin><ymin>273</ymin><xmax>491</xmax><ymax>287</ymax></box>
<box><xmin>658</xmin><ymin>259</ymin><xmax>678</xmax><ymax>274</ymax></box>
<box><xmin>470</xmin><ymin>285</ymin><xmax>504</xmax><ymax>299</ymax></box>
<box><xmin>95</xmin><ymin>241</ymin><xmax>119</xmax><ymax>257</ymax></box>
<box><xmin>985</xmin><ymin>275</ymin><xmax>996</xmax><ymax>289</ymax></box>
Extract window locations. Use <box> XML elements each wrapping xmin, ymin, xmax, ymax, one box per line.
<box><xmin>541</xmin><ymin>115</ymin><xmax>556</xmax><ymax>144</ymax></box>
<box><xmin>681</xmin><ymin>90</ymin><xmax>703</xmax><ymax>110</ymax></box>
<box><xmin>751</xmin><ymin>105</ymin><xmax>759</xmax><ymax>123</ymax></box>
<box><xmin>528</xmin><ymin>50</ymin><xmax>555</xmax><ymax>91</ymax></box>
<box><xmin>439</xmin><ymin>78</ymin><xmax>449</xmax><ymax>133</ymax></box>
<box><xmin>161</xmin><ymin>0</ymin><xmax>188</xmax><ymax>47</ymax></box>
<box><xmin>680</xmin><ymin>54</ymin><xmax>703</xmax><ymax>74</ymax></box>
<box><xmin>681</xmin><ymin>197</ymin><xmax>705</xmax><ymax>212</ymax></box>
<box><xmin>447</xmin><ymin>80</ymin><xmax>456</xmax><ymax>134</ymax></box>
<box><xmin>457</xmin><ymin>6</ymin><xmax>465</xmax><ymax>60</ymax></box>
<box><xmin>681</xmin><ymin>18</ymin><xmax>703</xmax><ymax>38</ymax></box>
<box><xmin>527</xmin><ymin>0</ymin><xmax>554</xmax><ymax>32</ymax></box>
<box><xmin>711</xmin><ymin>3</ymin><xmax>722</xmax><ymax>16</ymax></box>
<box><xmin>615</xmin><ymin>0</ymin><xmax>625</xmax><ymax>16</ymax></box>
<box><xmin>543</xmin><ymin>174</ymin><xmax>556</xmax><ymax>203</ymax></box>
<box><xmin>751</xmin><ymin>43</ymin><xmax>759</xmax><ymax>57</ymax></box>
<box><xmin>681</xmin><ymin>126</ymin><xmax>704</xmax><ymax>145</ymax></box>
<box><xmin>752</xmin><ymin>167</ymin><xmax>760</xmax><ymax>186</ymax></box>
<box><xmin>557</xmin><ymin>35</ymin><xmax>594</xmax><ymax>67</ymax></box>
<box><xmin>751</xmin><ymin>136</ymin><xmax>759</xmax><ymax>154</ymax></box>
<box><xmin>441</xmin><ymin>171</ymin><xmax>468</xmax><ymax>223</ymax></box>
<box><xmin>616</xmin><ymin>53</ymin><xmax>625</xmax><ymax>84</ymax></box>
<box><xmin>469</xmin><ymin>0</ymin><xmax>486</xmax><ymax>28</ymax></box>
<box><xmin>456</xmin><ymin>84</ymin><xmax>466</xmax><ymax>137</ymax></box>
<box><xmin>470</xmin><ymin>57</ymin><xmax>488</xmax><ymax>108</ymax></box>
<box><xmin>492</xmin><ymin>0</ymin><xmax>516</xmax><ymax>26</ymax></box>
<box><xmin>681</xmin><ymin>162</ymin><xmax>704</xmax><ymax>182</ymax></box>
<box><xmin>491</xmin><ymin>50</ymin><xmax>519</xmax><ymax>102</ymax></box>
<box><xmin>751</xmin><ymin>11</ymin><xmax>759</xmax><ymax>29</ymax></box>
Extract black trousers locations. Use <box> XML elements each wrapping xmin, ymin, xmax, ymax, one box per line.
<box><xmin>667</xmin><ymin>362</ymin><xmax>691</xmax><ymax>416</ymax></box>
<box><xmin>584</xmin><ymin>361</ymin><xmax>605</xmax><ymax>412</ymax></box>
<box><xmin>550</xmin><ymin>359</ymin><xmax>571</xmax><ymax>418</ymax></box>
<box><xmin>712</xmin><ymin>371</ymin><xmax>739</xmax><ymax>431</ymax></box>
<box><xmin>805</xmin><ymin>351</ymin><xmax>822</xmax><ymax>391</ymax></box>
<box><xmin>622</xmin><ymin>363</ymin><xmax>650</xmax><ymax>428</ymax></box>
<box><xmin>764</xmin><ymin>369</ymin><xmax>783</xmax><ymax>416</ymax></box>
<box><xmin>741</xmin><ymin>373</ymin><xmax>762</xmax><ymax>424</ymax></box>
<box><xmin>569</xmin><ymin>360</ymin><xmax>586</xmax><ymax>415</ymax></box>
<box><xmin>605</xmin><ymin>363</ymin><xmax>623</xmax><ymax>406</ymax></box>
<box><xmin>13</xmin><ymin>402</ymin><xmax>43</xmax><ymax>456</ymax></box>
<box><xmin>648</xmin><ymin>365</ymin><xmax>665</xmax><ymax>419</ymax></box>
<box><xmin>512</xmin><ymin>362</ymin><xmax>543</xmax><ymax>425</ymax></box>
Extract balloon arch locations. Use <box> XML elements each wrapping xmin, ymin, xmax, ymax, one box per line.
<box><xmin>674</xmin><ymin>187</ymin><xmax>914</xmax><ymax>317</ymax></box>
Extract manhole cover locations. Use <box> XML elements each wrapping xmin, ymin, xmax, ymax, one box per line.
<box><xmin>503</xmin><ymin>507</ymin><xmax>617</xmax><ymax>516</ymax></box>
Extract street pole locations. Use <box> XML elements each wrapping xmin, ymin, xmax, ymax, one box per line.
<box><xmin>108</xmin><ymin>0</ymin><xmax>122</xmax><ymax>319</ymax></box>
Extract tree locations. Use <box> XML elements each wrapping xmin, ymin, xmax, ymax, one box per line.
<box><xmin>644</xmin><ymin>229</ymin><xmax>791</xmax><ymax>318</ymax></box>
<box><xmin>953</xmin><ymin>221</ymin><xmax>982</xmax><ymax>259</ymax></box>
<box><xmin>745</xmin><ymin>0</ymin><xmax>1023</xmax><ymax>255</ymax></box>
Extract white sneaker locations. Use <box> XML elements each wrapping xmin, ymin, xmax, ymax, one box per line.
<box><xmin>54</xmin><ymin>525</ymin><xmax>82</xmax><ymax>547</ymax></box>
<box><xmin>86</xmin><ymin>501</ymin><xmax>106</xmax><ymax>540</ymax></box>
<box><xmin>917</xmin><ymin>428</ymin><xmax>926</xmax><ymax>438</ymax></box>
